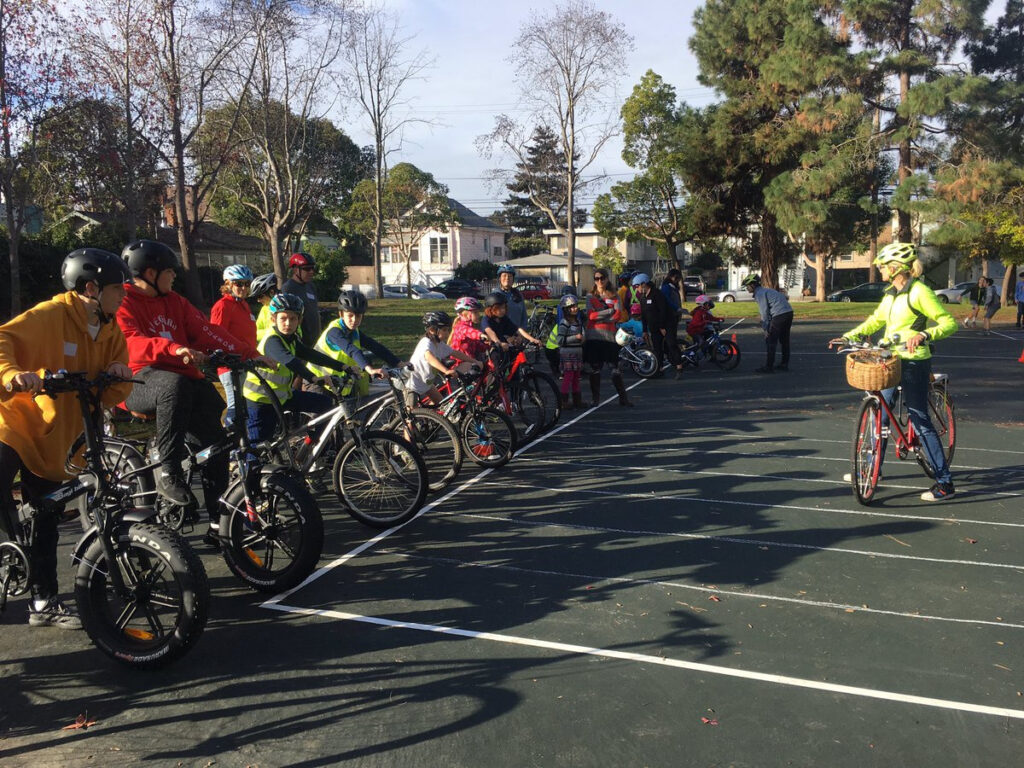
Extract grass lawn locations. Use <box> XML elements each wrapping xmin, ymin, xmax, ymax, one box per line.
<box><xmin>345</xmin><ymin>297</ymin><xmax>1005</xmax><ymax>360</ymax></box>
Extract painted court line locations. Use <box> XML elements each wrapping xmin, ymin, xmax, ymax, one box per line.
<box><xmin>373</xmin><ymin>547</ymin><xmax>1024</xmax><ymax>631</ymax></box>
<box><xmin>262</xmin><ymin>601</ymin><xmax>1024</xmax><ymax>721</ymax></box>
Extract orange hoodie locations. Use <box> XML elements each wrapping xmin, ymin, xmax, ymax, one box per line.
<box><xmin>0</xmin><ymin>292</ymin><xmax>132</xmax><ymax>481</ymax></box>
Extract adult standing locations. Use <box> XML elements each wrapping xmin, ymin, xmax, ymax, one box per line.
<box><xmin>116</xmin><ymin>240</ymin><xmax>252</xmax><ymax>541</ymax></box>
<box><xmin>661</xmin><ymin>269</ymin><xmax>684</xmax><ymax>320</ymax></box>
<box><xmin>634</xmin><ymin>273</ymin><xmax>685</xmax><ymax>379</ymax></box>
<box><xmin>1015</xmin><ymin>272</ymin><xmax>1024</xmax><ymax>329</ymax></box>
<box><xmin>583</xmin><ymin>268</ymin><xmax>632</xmax><ymax>407</ymax></box>
<box><xmin>743</xmin><ymin>273</ymin><xmax>794</xmax><ymax>373</ymax></box>
<box><xmin>280</xmin><ymin>252</ymin><xmax>321</xmax><ymax>343</ymax></box>
<box><xmin>496</xmin><ymin>264</ymin><xmax>528</xmax><ymax>330</ymax></box>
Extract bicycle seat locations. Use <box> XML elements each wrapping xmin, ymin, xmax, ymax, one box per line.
<box><xmin>931</xmin><ymin>373</ymin><xmax>948</xmax><ymax>384</ymax></box>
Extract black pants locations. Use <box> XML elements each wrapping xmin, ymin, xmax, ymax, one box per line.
<box><xmin>0</xmin><ymin>443</ymin><xmax>60</xmax><ymax>599</ymax></box>
<box><xmin>765</xmin><ymin>311</ymin><xmax>794</xmax><ymax>369</ymax></box>
<box><xmin>657</xmin><ymin>323</ymin><xmax>683</xmax><ymax>368</ymax></box>
<box><xmin>125</xmin><ymin>368</ymin><xmax>229</xmax><ymax>518</ymax></box>
<box><xmin>1017</xmin><ymin>300</ymin><xmax>1024</xmax><ymax>327</ymax></box>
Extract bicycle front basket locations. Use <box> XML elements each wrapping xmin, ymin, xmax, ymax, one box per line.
<box><xmin>845</xmin><ymin>351</ymin><xmax>901</xmax><ymax>391</ymax></box>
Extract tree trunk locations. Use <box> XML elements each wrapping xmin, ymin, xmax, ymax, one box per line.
<box><xmin>1000</xmin><ymin>264</ymin><xmax>1014</xmax><ymax>309</ymax></box>
<box><xmin>869</xmin><ymin>107</ymin><xmax>880</xmax><ymax>283</ymax></box>
<box><xmin>896</xmin><ymin>65</ymin><xmax>912</xmax><ymax>242</ymax></box>
<box><xmin>759</xmin><ymin>210</ymin><xmax>781</xmax><ymax>290</ymax></box>
<box><xmin>373</xmin><ymin>148</ymin><xmax>385</xmax><ymax>297</ymax></box>
<box><xmin>6</xmin><ymin>207</ymin><xmax>21</xmax><ymax>317</ymax></box>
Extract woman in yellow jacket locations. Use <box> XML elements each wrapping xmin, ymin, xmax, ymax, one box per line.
<box><xmin>830</xmin><ymin>242</ymin><xmax>958</xmax><ymax>501</ymax></box>
<box><xmin>0</xmin><ymin>249</ymin><xmax>134</xmax><ymax>628</ymax></box>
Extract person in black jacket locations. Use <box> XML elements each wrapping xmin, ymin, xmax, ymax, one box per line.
<box><xmin>633</xmin><ymin>273</ymin><xmax>684</xmax><ymax>379</ymax></box>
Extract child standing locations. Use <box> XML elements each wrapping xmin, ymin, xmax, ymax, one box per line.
<box><xmin>210</xmin><ymin>264</ymin><xmax>257</xmax><ymax>427</ymax></box>
<box><xmin>409</xmin><ymin>311</ymin><xmax>478</xmax><ymax>406</ymax></box>
<box><xmin>556</xmin><ymin>294</ymin><xmax>585</xmax><ymax>409</ymax></box>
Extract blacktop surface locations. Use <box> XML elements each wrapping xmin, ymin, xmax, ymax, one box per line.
<box><xmin>1</xmin><ymin>319</ymin><xmax>1023</xmax><ymax>768</ymax></box>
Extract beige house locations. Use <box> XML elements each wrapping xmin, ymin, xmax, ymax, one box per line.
<box><xmin>543</xmin><ymin>225</ymin><xmax>662</xmax><ymax>266</ymax></box>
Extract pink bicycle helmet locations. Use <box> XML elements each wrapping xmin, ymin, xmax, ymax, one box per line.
<box><xmin>455</xmin><ymin>296</ymin><xmax>482</xmax><ymax>312</ymax></box>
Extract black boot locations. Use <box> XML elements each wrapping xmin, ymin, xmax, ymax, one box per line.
<box><xmin>612</xmin><ymin>372</ymin><xmax>633</xmax><ymax>407</ymax></box>
<box><xmin>589</xmin><ymin>373</ymin><xmax>601</xmax><ymax>407</ymax></box>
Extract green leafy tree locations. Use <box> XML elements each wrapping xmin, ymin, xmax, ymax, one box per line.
<box><xmin>345</xmin><ymin>162</ymin><xmax>456</xmax><ymax>293</ymax></box>
<box><xmin>591</xmin><ymin>244</ymin><xmax>624</xmax><ymax>278</ymax></box>
<box><xmin>455</xmin><ymin>259</ymin><xmax>498</xmax><ymax>282</ymax></box>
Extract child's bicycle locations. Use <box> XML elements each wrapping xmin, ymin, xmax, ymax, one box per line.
<box><xmin>429</xmin><ymin>368</ymin><xmax>519</xmax><ymax>468</ymax></box>
<box><xmin>615</xmin><ymin>329</ymin><xmax>660</xmax><ymax>378</ymax></box>
<box><xmin>475</xmin><ymin>343</ymin><xmax>561</xmax><ymax>441</ymax></box>
<box><xmin>1</xmin><ymin>371</ymin><xmax>209</xmax><ymax>668</ymax></box>
<box><xmin>677</xmin><ymin>323</ymin><xmax>741</xmax><ymax>370</ymax></box>
<box><xmin>267</xmin><ymin>371</ymin><xmax>429</xmax><ymax>529</ymax></box>
<box><xmin>834</xmin><ymin>338</ymin><xmax>956</xmax><ymax>505</ymax></box>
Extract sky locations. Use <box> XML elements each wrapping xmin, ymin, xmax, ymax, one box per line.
<box><xmin>340</xmin><ymin>0</ymin><xmax>1009</xmax><ymax>221</ymax></box>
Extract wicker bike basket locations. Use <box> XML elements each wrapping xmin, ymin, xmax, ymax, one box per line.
<box><xmin>845</xmin><ymin>351</ymin><xmax>901</xmax><ymax>391</ymax></box>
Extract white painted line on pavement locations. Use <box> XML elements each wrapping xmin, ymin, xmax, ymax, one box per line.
<box><xmin>262</xmin><ymin>601</ymin><xmax>1024</xmax><ymax>721</ymax></box>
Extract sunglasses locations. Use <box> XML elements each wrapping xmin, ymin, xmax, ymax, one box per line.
<box><xmin>595</xmin><ymin>275</ymin><xmax>608</xmax><ymax>281</ymax></box>
<box><xmin>232</xmin><ymin>281</ymin><xmax>251</xmax><ymax>287</ymax></box>
<box><xmin>298</xmin><ymin>266</ymin><xmax>315</xmax><ymax>272</ymax></box>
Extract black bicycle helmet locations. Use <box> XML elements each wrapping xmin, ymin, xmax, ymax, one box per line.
<box><xmin>121</xmin><ymin>239</ymin><xmax>179</xmax><ymax>277</ymax></box>
<box><xmin>249</xmin><ymin>273</ymin><xmax>278</xmax><ymax>299</ymax></box>
<box><xmin>61</xmin><ymin>248</ymin><xmax>130</xmax><ymax>292</ymax></box>
<box><xmin>337</xmin><ymin>289</ymin><xmax>368</xmax><ymax>314</ymax></box>
<box><xmin>423</xmin><ymin>310</ymin><xmax>452</xmax><ymax>329</ymax></box>
<box><xmin>268</xmin><ymin>292</ymin><xmax>305</xmax><ymax>316</ymax></box>
<box><xmin>484</xmin><ymin>291</ymin><xmax>507</xmax><ymax>308</ymax></box>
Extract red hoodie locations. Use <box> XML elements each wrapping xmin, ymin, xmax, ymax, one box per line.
<box><xmin>117</xmin><ymin>284</ymin><xmax>249</xmax><ymax>380</ymax></box>
<box><xmin>210</xmin><ymin>294</ymin><xmax>257</xmax><ymax>375</ymax></box>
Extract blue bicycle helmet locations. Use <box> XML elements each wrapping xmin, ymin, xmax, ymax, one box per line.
<box><xmin>222</xmin><ymin>264</ymin><xmax>254</xmax><ymax>282</ymax></box>
<box><xmin>497</xmin><ymin>263</ymin><xmax>516</xmax><ymax>276</ymax></box>
<box><xmin>268</xmin><ymin>292</ymin><xmax>305</xmax><ymax>316</ymax></box>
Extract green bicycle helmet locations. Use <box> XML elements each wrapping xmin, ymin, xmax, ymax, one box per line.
<box><xmin>741</xmin><ymin>273</ymin><xmax>761</xmax><ymax>288</ymax></box>
<box><xmin>874</xmin><ymin>242</ymin><xmax>917</xmax><ymax>268</ymax></box>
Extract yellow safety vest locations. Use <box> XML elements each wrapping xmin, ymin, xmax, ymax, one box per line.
<box><xmin>255</xmin><ymin>304</ymin><xmax>274</xmax><ymax>341</ymax></box>
<box><xmin>243</xmin><ymin>330</ymin><xmax>297</xmax><ymax>405</ymax></box>
<box><xmin>309</xmin><ymin>318</ymin><xmax>367</xmax><ymax>396</ymax></box>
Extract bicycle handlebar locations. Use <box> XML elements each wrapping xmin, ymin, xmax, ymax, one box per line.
<box><xmin>5</xmin><ymin>370</ymin><xmax>143</xmax><ymax>396</ymax></box>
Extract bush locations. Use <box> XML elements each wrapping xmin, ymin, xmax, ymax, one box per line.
<box><xmin>455</xmin><ymin>259</ymin><xmax>498</xmax><ymax>282</ymax></box>
<box><xmin>305</xmin><ymin>242</ymin><xmax>350</xmax><ymax>300</ymax></box>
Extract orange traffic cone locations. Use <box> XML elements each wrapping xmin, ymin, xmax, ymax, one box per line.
<box><xmin>1018</xmin><ymin>349</ymin><xmax>1024</xmax><ymax>363</ymax></box>
<box><xmin>731</xmin><ymin>333</ymin><xmax>737</xmax><ymax>343</ymax></box>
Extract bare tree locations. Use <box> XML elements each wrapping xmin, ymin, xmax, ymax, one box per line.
<box><xmin>210</xmin><ymin>0</ymin><xmax>355</xmax><ymax>279</ymax></box>
<box><xmin>0</xmin><ymin>0</ymin><xmax>80</xmax><ymax>316</ymax></box>
<box><xmin>344</xmin><ymin>4</ymin><xmax>432</xmax><ymax>297</ymax></box>
<box><xmin>478</xmin><ymin>0</ymin><xmax>633</xmax><ymax>284</ymax></box>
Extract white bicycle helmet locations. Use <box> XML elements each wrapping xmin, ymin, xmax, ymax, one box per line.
<box><xmin>615</xmin><ymin>327</ymin><xmax>634</xmax><ymax>346</ymax></box>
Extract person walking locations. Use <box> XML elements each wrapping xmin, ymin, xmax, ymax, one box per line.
<box><xmin>979</xmin><ymin>276</ymin><xmax>1000</xmax><ymax>335</ymax></box>
<box><xmin>743</xmin><ymin>273</ymin><xmax>794</xmax><ymax>373</ymax></box>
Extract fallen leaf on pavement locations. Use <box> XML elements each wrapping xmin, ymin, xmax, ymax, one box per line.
<box><xmin>61</xmin><ymin>713</ymin><xmax>97</xmax><ymax>730</ymax></box>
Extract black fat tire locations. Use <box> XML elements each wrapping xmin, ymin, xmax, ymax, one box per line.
<box><xmin>632</xmin><ymin>349</ymin><xmax>660</xmax><ymax>378</ymax></box>
<box><xmin>851</xmin><ymin>398</ymin><xmax>883</xmax><ymax>505</ymax></box>
<box><xmin>75</xmin><ymin>523</ymin><xmax>208</xmax><ymax>668</ymax></box>
<box><xmin>332</xmin><ymin>431</ymin><xmax>428</xmax><ymax>529</ymax></box>
<box><xmin>460</xmin><ymin>407</ymin><xmax>518</xmax><ymax>468</ymax></box>
<box><xmin>219</xmin><ymin>472</ymin><xmax>324</xmax><ymax>593</ymax></box>
<box><xmin>710</xmin><ymin>340</ymin><xmax>741</xmax><ymax>371</ymax></box>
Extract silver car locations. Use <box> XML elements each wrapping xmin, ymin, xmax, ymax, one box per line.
<box><xmin>382</xmin><ymin>283</ymin><xmax>446</xmax><ymax>300</ymax></box>
<box><xmin>934</xmin><ymin>281</ymin><xmax>976</xmax><ymax>304</ymax></box>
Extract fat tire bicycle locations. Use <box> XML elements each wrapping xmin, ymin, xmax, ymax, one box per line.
<box><xmin>1</xmin><ymin>371</ymin><xmax>208</xmax><ymax>668</ymax></box>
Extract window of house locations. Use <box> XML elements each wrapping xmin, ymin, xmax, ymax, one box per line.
<box><xmin>410</xmin><ymin>246</ymin><xmax>419</xmax><ymax>262</ymax></box>
<box><xmin>493</xmin><ymin>246</ymin><xmax>503</xmax><ymax>259</ymax></box>
<box><xmin>429</xmin><ymin>236</ymin><xmax>449</xmax><ymax>264</ymax></box>
<box><xmin>553</xmin><ymin>236</ymin><xmax>567</xmax><ymax>252</ymax></box>
<box><xmin>381</xmin><ymin>246</ymin><xmax>392</xmax><ymax>263</ymax></box>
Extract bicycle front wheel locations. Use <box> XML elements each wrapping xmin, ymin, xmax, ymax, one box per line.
<box><xmin>333</xmin><ymin>431</ymin><xmax>428</xmax><ymax>528</ymax></box>
<box><xmin>460</xmin><ymin>407</ymin><xmax>518</xmax><ymax>468</ymax></box>
<box><xmin>522</xmin><ymin>371</ymin><xmax>562</xmax><ymax>431</ymax></box>
<box><xmin>219</xmin><ymin>472</ymin><xmax>324</xmax><ymax>593</ymax></box>
<box><xmin>75</xmin><ymin>523</ymin><xmax>208</xmax><ymax>668</ymax></box>
<box><xmin>631</xmin><ymin>349</ymin><xmax>660</xmax><ymax>379</ymax></box>
<box><xmin>402</xmin><ymin>408</ymin><xmax>463</xmax><ymax>494</ymax></box>
<box><xmin>851</xmin><ymin>397</ymin><xmax>884</xmax><ymax>505</ymax></box>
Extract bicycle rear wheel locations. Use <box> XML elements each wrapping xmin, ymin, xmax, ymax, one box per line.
<box><xmin>521</xmin><ymin>371</ymin><xmax>561</xmax><ymax>432</ymax></box>
<box><xmin>710</xmin><ymin>340</ymin><xmax>741</xmax><ymax>371</ymax></box>
<box><xmin>219</xmin><ymin>472</ymin><xmax>324</xmax><ymax>593</ymax></box>
<box><xmin>402</xmin><ymin>408</ymin><xmax>463</xmax><ymax>493</ymax></box>
<box><xmin>460</xmin><ymin>406</ymin><xmax>518</xmax><ymax>468</ymax></box>
<box><xmin>851</xmin><ymin>397</ymin><xmax>884</xmax><ymax>505</ymax></box>
<box><xmin>332</xmin><ymin>431</ymin><xmax>428</xmax><ymax>528</ymax></box>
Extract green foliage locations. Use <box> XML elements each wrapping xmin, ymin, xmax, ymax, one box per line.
<box><xmin>304</xmin><ymin>241</ymin><xmax>350</xmax><ymax>299</ymax></box>
<box><xmin>455</xmin><ymin>259</ymin><xmax>498</xmax><ymax>282</ymax></box>
<box><xmin>591</xmin><ymin>244</ymin><xmax>624</xmax><ymax>276</ymax></box>
<box><xmin>505</xmin><ymin>235</ymin><xmax>547</xmax><ymax>258</ymax></box>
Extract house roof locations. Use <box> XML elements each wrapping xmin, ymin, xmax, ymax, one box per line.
<box><xmin>155</xmin><ymin>223</ymin><xmax>267</xmax><ymax>253</ymax></box>
<box><xmin>505</xmin><ymin>251</ymin><xmax>595</xmax><ymax>268</ymax></box>
<box><xmin>447</xmin><ymin>198</ymin><xmax>507</xmax><ymax>232</ymax></box>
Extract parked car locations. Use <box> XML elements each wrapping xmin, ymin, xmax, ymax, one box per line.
<box><xmin>381</xmin><ymin>283</ymin><xmax>446</xmax><ymax>300</ymax></box>
<box><xmin>515</xmin><ymin>280</ymin><xmax>550</xmax><ymax>300</ymax></box>
<box><xmin>431</xmin><ymin>279</ymin><xmax>482</xmax><ymax>299</ymax></box>
<box><xmin>715</xmin><ymin>289</ymin><xmax>755</xmax><ymax>303</ymax></box>
<box><xmin>934</xmin><ymin>281</ymin><xmax>977</xmax><ymax>304</ymax></box>
<box><xmin>826</xmin><ymin>282</ymin><xmax>889</xmax><ymax>302</ymax></box>
<box><xmin>682</xmin><ymin>274</ymin><xmax>705</xmax><ymax>299</ymax></box>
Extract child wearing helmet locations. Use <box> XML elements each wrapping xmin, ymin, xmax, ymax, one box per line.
<box><xmin>1</xmin><ymin>248</ymin><xmax>133</xmax><ymax>629</ymax></box>
<box><xmin>306</xmin><ymin>289</ymin><xmax>401</xmax><ymax>415</ymax></box>
<box><xmin>556</xmin><ymin>295</ymin><xmax>585</xmax><ymax>409</ymax></box>
<box><xmin>249</xmin><ymin>273</ymin><xmax>278</xmax><ymax>339</ymax></box>
<box><xmin>210</xmin><ymin>264</ymin><xmax>257</xmax><ymax>426</ymax></box>
<box><xmin>410</xmin><ymin>311</ymin><xmax>478</xmax><ymax>406</ymax></box>
<box><xmin>241</xmin><ymin>292</ymin><xmax>362</xmax><ymax>444</ymax></box>
<box><xmin>482</xmin><ymin>292</ymin><xmax>542</xmax><ymax>349</ymax></box>
<box><xmin>449</xmin><ymin>296</ymin><xmax>489</xmax><ymax>360</ymax></box>
<box><xmin>685</xmin><ymin>294</ymin><xmax>723</xmax><ymax>347</ymax></box>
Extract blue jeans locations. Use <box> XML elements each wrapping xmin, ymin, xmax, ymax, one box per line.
<box><xmin>879</xmin><ymin>357</ymin><xmax>952</xmax><ymax>485</ymax></box>
<box><xmin>218</xmin><ymin>371</ymin><xmax>236</xmax><ymax>428</ymax></box>
<box><xmin>246</xmin><ymin>390</ymin><xmax>335</xmax><ymax>444</ymax></box>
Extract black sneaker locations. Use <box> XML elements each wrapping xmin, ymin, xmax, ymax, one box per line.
<box><xmin>28</xmin><ymin>599</ymin><xmax>82</xmax><ymax>630</ymax></box>
<box><xmin>920</xmin><ymin>482</ymin><xmax>955</xmax><ymax>501</ymax></box>
<box><xmin>157</xmin><ymin>470</ymin><xmax>195</xmax><ymax>507</ymax></box>
<box><xmin>202</xmin><ymin>522</ymin><xmax>221</xmax><ymax>550</ymax></box>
